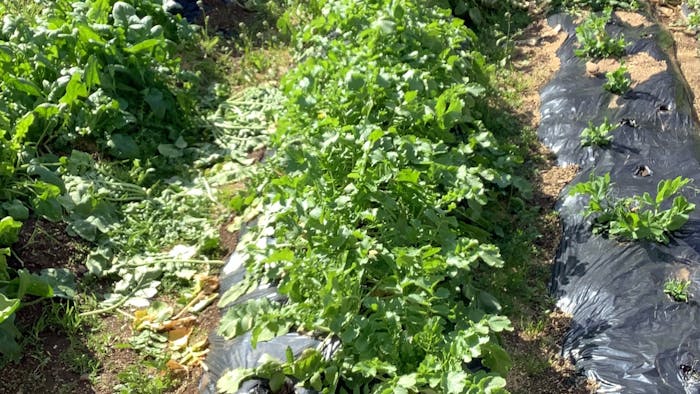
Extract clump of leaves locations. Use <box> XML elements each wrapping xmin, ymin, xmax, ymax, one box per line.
<box><xmin>581</xmin><ymin>118</ymin><xmax>616</xmax><ymax>147</ymax></box>
<box><xmin>687</xmin><ymin>0</ymin><xmax>700</xmax><ymax>30</ymax></box>
<box><xmin>570</xmin><ymin>173</ymin><xmax>695</xmax><ymax>243</ymax></box>
<box><xmin>604</xmin><ymin>62</ymin><xmax>631</xmax><ymax>95</ymax></box>
<box><xmin>664</xmin><ymin>278</ymin><xmax>691</xmax><ymax>302</ymax></box>
<box><xmin>575</xmin><ymin>8</ymin><xmax>627</xmax><ymax>59</ymax></box>
<box><xmin>217</xmin><ymin>0</ymin><xmax>528</xmax><ymax>392</ymax></box>
<box><xmin>561</xmin><ymin>0</ymin><xmax>638</xmax><ymax>11</ymax></box>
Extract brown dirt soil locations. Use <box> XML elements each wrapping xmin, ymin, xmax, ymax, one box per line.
<box><xmin>507</xmin><ymin>11</ymin><xmax>593</xmax><ymax>394</ymax></box>
<box><xmin>616</xmin><ymin>10</ymin><xmax>654</xmax><ymax>27</ymax></box>
<box><xmin>1</xmin><ymin>303</ymin><xmax>96</xmax><ymax>394</ymax></box>
<box><xmin>651</xmin><ymin>1</ymin><xmax>700</xmax><ymax>118</ymax></box>
<box><xmin>10</xmin><ymin>218</ymin><xmax>89</xmax><ymax>275</ymax></box>
<box><xmin>512</xmin><ymin>20</ymin><xmax>568</xmax><ymax>127</ymax></box>
<box><xmin>585</xmin><ymin>52</ymin><xmax>668</xmax><ymax>88</ymax></box>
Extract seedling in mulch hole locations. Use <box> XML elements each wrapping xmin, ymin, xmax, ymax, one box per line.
<box><xmin>581</xmin><ymin>118</ymin><xmax>616</xmax><ymax>147</ymax></box>
<box><xmin>664</xmin><ymin>278</ymin><xmax>691</xmax><ymax>302</ymax></box>
<box><xmin>575</xmin><ymin>7</ymin><xmax>627</xmax><ymax>59</ymax></box>
<box><xmin>604</xmin><ymin>62</ymin><xmax>631</xmax><ymax>95</ymax></box>
<box><xmin>570</xmin><ymin>173</ymin><xmax>696</xmax><ymax>243</ymax></box>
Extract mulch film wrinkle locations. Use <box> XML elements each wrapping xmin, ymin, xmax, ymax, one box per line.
<box><xmin>542</xmin><ymin>10</ymin><xmax>700</xmax><ymax>393</ymax></box>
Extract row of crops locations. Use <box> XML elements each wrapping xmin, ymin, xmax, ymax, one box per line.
<box><xmin>214</xmin><ymin>0</ymin><xmax>535</xmax><ymax>392</ymax></box>
<box><xmin>0</xmin><ymin>0</ymin><xmax>575</xmax><ymax>392</ymax></box>
<box><xmin>0</xmin><ymin>0</ymin><xmax>251</xmax><ymax>368</ymax></box>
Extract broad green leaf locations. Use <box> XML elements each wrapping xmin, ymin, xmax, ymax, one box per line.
<box><xmin>2</xmin><ymin>200</ymin><xmax>28</xmax><ymax>221</ymax></box>
<box><xmin>108</xmin><ymin>133</ymin><xmax>140</xmax><ymax>159</ymax></box>
<box><xmin>11</xmin><ymin>112</ymin><xmax>34</xmax><ymax>144</ymax></box>
<box><xmin>217</xmin><ymin>368</ymin><xmax>255</xmax><ymax>393</ymax></box>
<box><xmin>218</xmin><ymin>280</ymin><xmax>253</xmax><ymax>308</ymax></box>
<box><xmin>0</xmin><ymin>317</ymin><xmax>21</xmax><ymax>361</ymax></box>
<box><xmin>39</xmin><ymin>268</ymin><xmax>77</xmax><ymax>299</ymax></box>
<box><xmin>60</xmin><ymin>73</ymin><xmax>88</xmax><ymax>105</ymax></box>
<box><xmin>84</xmin><ymin>54</ymin><xmax>101</xmax><ymax>89</ymax></box>
<box><xmin>0</xmin><ymin>217</ymin><xmax>22</xmax><ymax>246</ymax></box>
<box><xmin>126</xmin><ymin>38</ymin><xmax>162</xmax><ymax>54</ymax></box>
<box><xmin>0</xmin><ymin>293</ymin><xmax>20</xmax><ymax>323</ymax></box>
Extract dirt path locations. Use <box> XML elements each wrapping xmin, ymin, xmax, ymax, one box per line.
<box><xmin>650</xmin><ymin>1</ymin><xmax>700</xmax><ymax>119</ymax></box>
<box><xmin>504</xmin><ymin>14</ymin><xmax>592</xmax><ymax>394</ymax></box>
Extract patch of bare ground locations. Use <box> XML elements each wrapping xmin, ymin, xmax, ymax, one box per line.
<box><xmin>585</xmin><ymin>52</ymin><xmax>668</xmax><ymax>88</ymax></box>
<box><xmin>616</xmin><ymin>10</ymin><xmax>654</xmax><ymax>27</ymax></box>
<box><xmin>651</xmin><ymin>1</ymin><xmax>700</xmax><ymax>117</ymax></box>
<box><xmin>506</xmin><ymin>10</ymin><xmax>594</xmax><ymax>394</ymax></box>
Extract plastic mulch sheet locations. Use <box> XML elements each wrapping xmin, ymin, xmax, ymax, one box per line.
<box><xmin>542</xmin><ymin>11</ymin><xmax>700</xmax><ymax>393</ymax></box>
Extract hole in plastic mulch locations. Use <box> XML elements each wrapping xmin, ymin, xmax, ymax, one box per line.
<box><xmin>633</xmin><ymin>165</ymin><xmax>652</xmax><ymax>177</ymax></box>
<box><xmin>619</xmin><ymin>118</ymin><xmax>639</xmax><ymax>128</ymax></box>
<box><xmin>680</xmin><ymin>363</ymin><xmax>700</xmax><ymax>382</ymax></box>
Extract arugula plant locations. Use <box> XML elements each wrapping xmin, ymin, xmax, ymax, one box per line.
<box><xmin>580</xmin><ymin>118</ymin><xmax>616</xmax><ymax>147</ymax></box>
<box><xmin>604</xmin><ymin>62</ymin><xmax>631</xmax><ymax>95</ymax></box>
<box><xmin>570</xmin><ymin>173</ymin><xmax>696</xmax><ymax>243</ymax></box>
<box><xmin>664</xmin><ymin>278</ymin><xmax>691</xmax><ymax>302</ymax></box>
<box><xmin>574</xmin><ymin>7</ymin><xmax>627</xmax><ymax>59</ymax></box>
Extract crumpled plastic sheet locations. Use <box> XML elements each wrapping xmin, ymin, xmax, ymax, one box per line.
<box><xmin>542</xmin><ymin>12</ymin><xmax>700</xmax><ymax>393</ymax></box>
<box><xmin>199</xmin><ymin>218</ymin><xmax>325</xmax><ymax>393</ymax></box>
<box><xmin>163</xmin><ymin>0</ymin><xmax>202</xmax><ymax>22</ymax></box>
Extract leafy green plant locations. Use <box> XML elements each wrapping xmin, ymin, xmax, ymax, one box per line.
<box><xmin>560</xmin><ymin>0</ymin><xmax>638</xmax><ymax>11</ymax></box>
<box><xmin>604</xmin><ymin>62</ymin><xmax>631</xmax><ymax>95</ymax></box>
<box><xmin>570</xmin><ymin>173</ymin><xmax>696</xmax><ymax>243</ymax></box>
<box><xmin>664</xmin><ymin>278</ymin><xmax>691</xmax><ymax>302</ymax></box>
<box><xmin>216</xmin><ymin>0</ymin><xmax>535</xmax><ymax>392</ymax></box>
<box><xmin>581</xmin><ymin>118</ymin><xmax>616</xmax><ymax>147</ymax></box>
<box><xmin>574</xmin><ymin>8</ymin><xmax>627</xmax><ymax>59</ymax></box>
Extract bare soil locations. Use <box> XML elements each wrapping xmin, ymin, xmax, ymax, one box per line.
<box><xmin>585</xmin><ymin>52</ymin><xmax>668</xmax><ymax>88</ymax></box>
<box><xmin>651</xmin><ymin>0</ymin><xmax>700</xmax><ymax>118</ymax></box>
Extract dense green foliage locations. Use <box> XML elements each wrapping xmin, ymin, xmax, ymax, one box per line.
<box><xmin>570</xmin><ymin>173</ymin><xmax>695</xmax><ymax>243</ymax></box>
<box><xmin>0</xmin><ymin>0</ymin><xmax>260</xmax><ymax>363</ymax></box>
<box><xmin>218</xmin><ymin>0</ymin><xmax>532</xmax><ymax>392</ymax></box>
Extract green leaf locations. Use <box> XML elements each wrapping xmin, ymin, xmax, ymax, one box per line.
<box><xmin>84</xmin><ymin>54</ymin><xmax>101</xmax><ymax>89</ymax></box>
<box><xmin>60</xmin><ymin>73</ymin><xmax>88</xmax><ymax>105</ymax></box>
<box><xmin>0</xmin><ymin>217</ymin><xmax>22</xmax><ymax>246</ymax></box>
<box><xmin>2</xmin><ymin>200</ymin><xmax>29</xmax><ymax>221</ymax></box>
<box><xmin>108</xmin><ymin>133</ymin><xmax>140</xmax><ymax>159</ymax></box>
<box><xmin>217</xmin><ymin>368</ymin><xmax>256</xmax><ymax>393</ymax></box>
<box><xmin>12</xmin><ymin>112</ymin><xmax>34</xmax><ymax>144</ymax></box>
<box><xmin>39</xmin><ymin>268</ymin><xmax>77</xmax><ymax>299</ymax></box>
<box><xmin>486</xmin><ymin>315</ymin><xmax>512</xmax><ymax>332</ymax></box>
<box><xmin>0</xmin><ymin>317</ymin><xmax>21</xmax><ymax>361</ymax></box>
<box><xmin>218</xmin><ymin>280</ymin><xmax>253</xmax><ymax>308</ymax></box>
<box><xmin>126</xmin><ymin>38</ymin><xmax>162</xmax><ymax>54</ymax></box>
<box><xmin>0</xmin><ymin>293</ymin><xmax>20</xmax><ymax>323</ymax></box>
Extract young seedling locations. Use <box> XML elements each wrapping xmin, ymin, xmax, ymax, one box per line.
<box><xmin>581</xmin><ymin>118</ymin><xmax>616</xmax><ymax>147</ymax></box>
<box><xmin>604</xmin><ymin>62</ymin><xmax>631</xmax><ymax>95</ymax></box>
<box><xmin>575</xmin><ymin>7</ymin><xmax>627</xmax><ymax>59</ymax></box>
<box><xmin>664</xmin><ymin>278</ymin><xmax>691</xmax><ymax>302</ymax></box>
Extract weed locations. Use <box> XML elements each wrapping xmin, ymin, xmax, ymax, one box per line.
<box><xmin>581</xmin><ymin>118</ymin><xmax>616</xmax><ymax>147</ymax></box>
<box><xmin>114</xmin><ymin>363</ymin><xmax>175</xmax><ymax>394</ymax></box>
<box><xmin>664</xmin><ymin>279</ymin><xmax>691</xmax><ymax>302</ymax></box>
<box><xmin>575</xmin><ymin>8</ymin><xmax>627</xmax><ymax>59</ymax></box>
<box><xmin>604</xmin><ymin>62</ymin><xmax>631</xmax><ymax>95</ymax></box>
